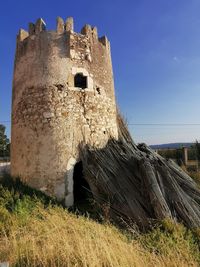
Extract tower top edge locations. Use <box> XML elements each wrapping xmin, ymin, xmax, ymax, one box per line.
<box><xmin>17</xmin><ymin>17</ymin><xmax>110</xmax><ymax>46</ymax></box>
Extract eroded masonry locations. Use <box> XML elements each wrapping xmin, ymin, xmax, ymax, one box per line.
<box><xmin>11</xmin><ymin>17</ymin><xmax>118</xmax><ymax>205</ymax></box>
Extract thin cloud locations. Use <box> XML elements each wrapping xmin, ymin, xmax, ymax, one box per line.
<box><xmin>173</xmin><ymin>56</ymin><xmax>179</xmax><ymax>62</ymax></box>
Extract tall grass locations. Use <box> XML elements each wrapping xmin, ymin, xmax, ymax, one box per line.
<box><xmin>0</xmin><ymin>175</ymin><xmax>200</xmax><ymax>266</ymax></box>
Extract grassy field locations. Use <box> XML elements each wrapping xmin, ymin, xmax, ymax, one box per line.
<box><xmin>0</xmin><ymin>174</ymin><xmax>200</xmax><ymax>267</ymax></box>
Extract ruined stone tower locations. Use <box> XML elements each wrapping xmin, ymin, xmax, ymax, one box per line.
<box><xmin>11</xmin><ymin>17</ymin><xmax>118</xmax><ymax>205</ymax></box>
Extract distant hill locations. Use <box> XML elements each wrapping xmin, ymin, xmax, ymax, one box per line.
<box><xmin>150</xmin><ymin>143</ymin><xmax>194</xmax><ymax>150</ymax></box>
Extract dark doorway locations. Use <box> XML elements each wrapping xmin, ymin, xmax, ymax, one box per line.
<box><xmin>73</xmin><ymin>161</ymin><xmax>92</xmax><ymax>205</ymax></box>
<box><xmin>74</xmin><ymin>73</ymin><xmax>87</xmax><ymax>89</ymax></box>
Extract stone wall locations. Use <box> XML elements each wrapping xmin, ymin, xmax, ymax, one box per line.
<box><xmin>11</xmin><ymin>17</ymin><xmax>118</xmax><ymax>204</ymax></box>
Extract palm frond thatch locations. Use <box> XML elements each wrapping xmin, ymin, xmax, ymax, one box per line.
<box><xmin>80</xmin><ymin>114</ymin><xmax>200</xmax><ymax>229</ymax></box>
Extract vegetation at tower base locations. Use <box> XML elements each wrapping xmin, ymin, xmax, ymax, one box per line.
<box><xmin>80</xmin><ymin>114</ymin><xmax>200</xmax><ymax>229</ymax></box>
<box><xmin>0</xmin><ymin>124</ymin><xmax>10</xmax><ymax>158</ymax></box>
<box><xmin>0</xmin><ymin>174</ymin><xmax>200</xmax><ymax>266</ymax></box>
<box><xmin>195</xmin><ymin>140</ymin><xmax>200</xmax><ymax>160</ymax></box>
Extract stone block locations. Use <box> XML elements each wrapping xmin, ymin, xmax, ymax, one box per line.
<box><xmin>57</xmin><ymin>17</ymin><xmax>65</xmax><ymax>34</ymax></box>
<box><xmin>35</xmin><ymin>18</ymin><xmax>46</xmax><ymax>34</ymax></box>
<box><xmin>92</xmin><ymin>27</ymin><xmax>98</xmax><ymax>39</ymax></box>
<box><xmin>70</xmin><ymin>50</ymin><xmax>76</xmax><ymax>59</ymax></box>
<box><xmin>43</xmin><ymin>112</ymin><xmax>54</xmax><ymax>119</ymax></box>
<box><xmin>66</xmin><ymin>17</ymin><xmax>74</xmax><ymax>32</ymax></box>
<box><xmin>81</xmin><ymin>24</ymin><xmax>92</xmax><ymax>35</ymax></box>
<box><xmin>87</xmin><ymin>76</ymin><xmax>93</xmax><ymax>89</ymax></box>
<box><xmin>18</xmin><ymin>29</ymin><xmax>29</xmax><ymax>42</ymax></box>
<box><xmin>71</xmin><ymin>67</ymin><xmax>89</xmax><ymax>77</ymax></box>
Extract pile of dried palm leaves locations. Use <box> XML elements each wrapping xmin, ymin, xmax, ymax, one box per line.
<box><xmin>81</xmin><ymin>115</ymin><xmax>200</xmax><ymax>229</ymax></box>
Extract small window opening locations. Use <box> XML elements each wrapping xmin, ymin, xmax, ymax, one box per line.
<box><xmin>73</xmin><ymin>161</ymin><xmax>93</xmax><ymax>205</ymax></box>
<box><xmin>74</xmin><ymin>73</ymin><xmax>87</xmax><ymax>89</ymax></box>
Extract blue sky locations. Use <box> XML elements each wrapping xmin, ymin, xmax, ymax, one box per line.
<box><xmin>0</xmin><ymin>0</ymin><xmax>200</xmax><ymax>145</ymax></box>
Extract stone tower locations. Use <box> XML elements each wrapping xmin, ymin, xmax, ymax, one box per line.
<box><xmin>11</xmin><ymin>17</ymin><xmax>118</xmax><ymax>205</ymax></box>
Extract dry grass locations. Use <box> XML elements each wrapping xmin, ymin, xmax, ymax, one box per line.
<box><xmin>0</xmin><ymin>176</ymin><xmax>199</xmax><ymax>267</ymax></box>
<box><xmin>0</xmin><ymin>204</ymin><xmax>199</xmax><ymax>267</ymax></box>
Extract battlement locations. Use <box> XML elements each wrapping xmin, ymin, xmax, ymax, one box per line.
<box><xmin>17</xmin><ymin>17</ymin><xmax>110</xmax><ymax>48</ymax></box>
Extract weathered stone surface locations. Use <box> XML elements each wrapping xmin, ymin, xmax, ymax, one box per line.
<box><xmin>35</xmin><ymin>18</ymin><xmax>46</xmax><ymax>34</ymax></box>
<box><xmin>43</xmin><ymin>112</ymin><xmax>54</xmax><ymax>119</ymax></box>
<box><xmin>57</xmin><ymin>17</ymin><xmax>64</xmax><ymax>34</ymax></box>
<box><xmin>18</xmin><ymin>29</ymin><xmax>29</xmax><ymax>41</ymax></box>
<box><xmin>92</xmin><ymin>27</ymin><xmax>98</xmax><ymax>39</ymax></box>
<box><xmin>99</xmin><ymin>36</ymin><xmax>110</xmax><ymax>48</ymax></box>
<box><xmin>81</xmin><ymin>24</ymin><xmax>92</xmax><ymax>35</ymax></box>
<box><xmin>65</xmin><ymin>17</ymin><xmax>74</xmax><ymax>32</ymax></box>
<box><xmin>11</xmin><ymin>17</ymin><xmax>118</xmax><ymax>205</ymax></box>
<box><xmin>28</xmin><ymin>23</ymin><xmax>35</xmax><ymax>35</ymax></box>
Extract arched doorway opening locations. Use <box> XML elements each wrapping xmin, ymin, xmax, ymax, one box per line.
<box><xmin>73</xmin><ymin>161</ymin><xmax>93</xmax><ymax>206</ymax></box>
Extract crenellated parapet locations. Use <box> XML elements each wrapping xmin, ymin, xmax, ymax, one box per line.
<box><xmin>18</xmin><ymin>18</ymin><xmax>46</xmax><ymax>39</ymax></box>
<box><xmin>17</xmin><ymin>29</ymin><xmax>29</xmax><ymax>42</ymax></box>
<box><xmin>56</xmin><ymin>17</ymin><xmax>74</xmax><ymax>33</ymax></box>
<box><xmin>17</xmin><ymin>17</ymin><xmax>110</xmax><ymax>49</ymax></box>
<box><xmin>65</xmin><ymin>17</ymin><xmax>74</xmax><ymax>32</ymax></box>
